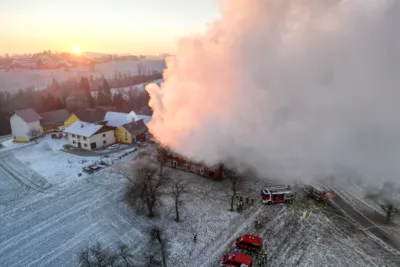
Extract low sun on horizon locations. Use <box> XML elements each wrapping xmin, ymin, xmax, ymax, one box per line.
<box><xmin>72</xmin><ymin>45</ymin><xmax>82</xmax><ymax>55</ymax></box>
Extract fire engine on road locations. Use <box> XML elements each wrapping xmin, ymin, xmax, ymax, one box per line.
<box><xmin>260</xmin><ymin>185</ymin><xmax>295</xmax><ymax>205</ymax></box>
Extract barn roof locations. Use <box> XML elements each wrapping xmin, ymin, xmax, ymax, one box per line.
<box><xmin>74</xmin><ymin>108</ymin><xmax>107</xmax><ymax>123</ymax></box>
<box><xmin>14</xmin><ymin>108</ymin><xmax>42</xmax><ymax>122</ymax></box>
<box><xmin>122</xmin><ymin>119</ymin><xmax>148</xmax><ymax>136</ymax></box>
<box><xmin>105</xmin><ymin>112</ymin><xmax>134</xmax><ymax>127</ymax></box>
<box><xmin>129</xmin><ymin>111</ymin><xmax>152</xmax><ymax>125</ymax></box>
<box><xmin>39</xmin><ymin>109</ymin><xmax>70</xmax><ymax>125</ymax></box>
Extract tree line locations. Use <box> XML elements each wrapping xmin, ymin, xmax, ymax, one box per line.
<box><xmin>0</xmin><ymin>71</ymin><xmax>162</xmax><ymax>135</ymax></box>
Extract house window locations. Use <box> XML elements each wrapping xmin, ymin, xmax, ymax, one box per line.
<box><xmin>209</xmin><ymin>171</ymin><xmax>215</xmax><ymax>177</ymax></box>
<box><xmin>83</xmin><ymin>137</ymin><xmax>87</xmax><ymax>140</ymax></box>
<box><xmin>103</xmin><ymin>140</ymin><xmax>106</xmax><ymax>144</ymax></box>
<box><xmin>72</xmin><ymin>134</ymin><xmax>75</xmax><ymax>138</ymax></box>
<box><xmin>184</xmin><ymin>164</ymin><xmax>188</xmax><ymax>170</ymax></box>
<box><xmin>200</xmin><ymin>168</ymin><xmax>204</xmax><ymax>175</ymax></box>
<box><xmin>102</xmin><ymin>133</ymin><xmax>106</xmax><ymax>137</ymax></box>
<box><xmin>73</xmin><ymin>140</ymin><xmax>76</xmax><ymax>144</ymax></box>
<box><xmin>125</xmin><ymin>138</ymin><xmax>128</xmax><ymax>141</ymax></box>
<box><xmin>77</xmin><ymin>135</ymin><xmax>80</xmax><ymax>139</ymax></box>
<box><xmin>84</xmin><ymin>144</ymin><xmax>87</xmax><ymax>147</ymax></box>
<box><xmin>191</xmin><ymin>166</ymin><xmax>195</xmax><ymax>172</ymax></box>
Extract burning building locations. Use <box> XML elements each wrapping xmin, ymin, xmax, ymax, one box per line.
<box><xmin>156</xmin><ymin>146</ymin><xmax>224</xmax><ymax>180</ymax></box>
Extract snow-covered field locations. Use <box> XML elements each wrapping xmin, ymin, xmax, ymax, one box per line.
<box><xmin>0</xmin><ymin>59</ymin><xmax>165</xmax><ymax>93</ymax></box>
<box><xmin>1</xmin><ymin>142</ymin><xmax>399</xmax><ymax>266</ymax></box>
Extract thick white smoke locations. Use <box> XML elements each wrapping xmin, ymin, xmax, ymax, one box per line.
<box><xmin>146</xmin><ymin>0</ymin><xmax>400</xmax><ymax>185</ymax></box>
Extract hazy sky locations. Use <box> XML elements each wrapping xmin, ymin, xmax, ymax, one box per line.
<box><xmin>0</xmin><ymin>0</ymin><xmax>219</xmax><ymax>54</ymax></box>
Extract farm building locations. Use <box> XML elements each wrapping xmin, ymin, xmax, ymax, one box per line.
<box><xmin>104</xmin><ymin>111</ymin><xmax>134</xmax><ymax>127</ymax></box>
<box><xmin>115</xmin><ymin>119</ymin><xmax>148</xmax><ymax>144</ymax></box>
<box><xmin>10</xmin><ymin>109</ymin><xmax>43</xmax><ymax>142</ymax></box>
<box><xmin>129</xmin><ymin>111</ymin><xmax>152</xmax><ymax>126</ymax></box>
<box><xmin>157</xmin><ymin>146</ymin><xmax>224</xmax><ymax>180</ymax></box>
<box><xmin>64</xmin><ymin>121</ymin><xmax>115</xmax><ymax>150</ymax></box>
<box><xmin>39</xmin><ymin>109</ymin><xmax>70</xmax><ymax>132</ymax></box>
<box><xmin>64</xmin><ymin>108</ymin><xmax>107</xmax><ymax>128</ymax></box>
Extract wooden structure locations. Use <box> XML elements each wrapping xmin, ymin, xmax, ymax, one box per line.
<box><xmin>157</xmin><ymin>146</ymin><xmax>224</xmax><ymax>180</ymax></box>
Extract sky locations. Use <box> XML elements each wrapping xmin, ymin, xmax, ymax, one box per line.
<box><xmin>0</xmin><ymin>0</ymin><xmax>219</xmax><ymax>55</ymax></box>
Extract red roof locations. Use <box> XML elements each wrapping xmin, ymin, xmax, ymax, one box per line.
<box><xmin>229</xmin><ymin>252</ymin><xmax>252</xmax><ymax>265</ymax></box>
<box><xmin>241</xmin><ymin>234</ymin><xmax>262</xmax><ymax>246</ymax></box>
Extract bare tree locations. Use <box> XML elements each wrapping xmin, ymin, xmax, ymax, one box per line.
<box><xmin>27</xmin><ymin>128</ymin><xmax>42</xmax><ymax>143</ymax></box>
<box><xmin>365</xmin><ymin>181</ymin><xmax>400</xmax><ymax>224</ymax></box>
<box><xmin>78</xmin><ymin>242</ymin><xmax>110</xmax><ymax>267</ymax></box>
<box><xmin>124</xmin><ymin>161</ymin><xmax>170</xmax><ymax>217</ymax></box>
<box><xmin>149</xmin><ymin>226</ymin><xmax>168</xmax><ymax>267</ymax></box>
<box><xmin>170</xmin><ymin>180</ymin><xmax>188</xmax><ymax>222</ymax></box>
<box><xmin>226</xmin><ymin>169</ymin><xmax>240</xmax><ymax>212</ymax></box>
<box><xmin>77</xmin><ymin>242</ymin><xmax>135</xmax><ymax>267</ymax></box>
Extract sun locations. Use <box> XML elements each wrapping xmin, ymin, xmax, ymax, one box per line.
<box><xmin>72</xmin><ymin>45</ymin><xmax>82</xmax><ymax>55</ymax></box>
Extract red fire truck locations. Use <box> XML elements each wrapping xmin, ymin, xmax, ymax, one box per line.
<box><xmin>220</xmin><ymin>252</ymin><xmax>253</xmax><ymax>267</ymax></box>
<box><xmin>234</xmin><ymin>234</ymin><xmax>263</xmax><ymax>253</ymax></box>
<box><xmin>260</xmin><ymin>185</ymin><xmax>295</xmax><ymax>205</ymax></box>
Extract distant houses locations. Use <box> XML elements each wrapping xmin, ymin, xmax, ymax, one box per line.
<box><xmin>10</xmin><ymin>107</ymin><xmax>150</xmax><ymax>149</ymax></box>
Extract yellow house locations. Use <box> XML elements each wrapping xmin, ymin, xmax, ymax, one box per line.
<box><xmin>64</xmin><ymin>108</ymin><xmax>107</xmax><ymax>128</ymax></box>
<box><xmin>115</xmin><ymin>119</ymin><xmax>148</xmax><ymax>144</ymax></box>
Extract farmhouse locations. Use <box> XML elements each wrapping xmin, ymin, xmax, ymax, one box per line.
<box><xmin>10</xmin><ymin>109</ymin><xmax>43</xmax><ymax>142</ymax></box>
<box><xmin>157</xmin><ymin>146</ymin><xmax>224</xmax><ymax>180</ymax></box>
<box><xmin>39</xmin><ymin>109</ymin><xmax>70</xmax><ymax>132</ymax></box>
<box><xmin>115</xmin><ymin>119</ymin><xmax>148</xmax><ymax>144</ymax></box>
<box><xmin>64</xmin><ymin>121</ymin><xmax>115</xmax><ymax>150</ymax></box>
<box><xmin>64</xmin><ymin>108</ymin><xmax>107</xmax><ymax>128</ymax></box>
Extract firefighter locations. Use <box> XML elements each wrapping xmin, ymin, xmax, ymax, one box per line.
<box><xmin>257</xmin><ymin>257</ymin><xmax>262</xmax><ymax>266</ymax></box>
<box><xmin>262</xmin><ymin>251</ymin><xmax>268</xmax><ymax>265</ymax></box>
<box><xmin>193</xmin><ymin>232</ymin><xmax>197</xmax><ymax>243</ymax></box>
<box><xmin>245</xmin><ymin>197</ymin><xmax>249</xmax><ymax>204</ymax></box>
<box><xmin>239</xmin><ymin>195</ymin><xmax>243</xmax><ymax>202</ymax></box>
<box><xmin>251</xmin><ymin>198</ymin><xmax>254</xmax><ymax>205</ymax></box>
<box><xmin>239</xmin><ymin>201</ymin><xmax>243</xmax><ymax>210</ymax></box>
<box><xmin>236</xmin><ymin>201</ymin><xmax>241</xmax><ymax>211</ymax></box>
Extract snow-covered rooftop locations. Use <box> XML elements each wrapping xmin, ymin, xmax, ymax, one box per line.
<box><xmin>63</xmin><ymin>121</ymin><xmax>103</xmax><ymax>137</ymax></box>
<box><xmin>129</xmin><ymin>111</ymin><xmax>152</xmax><ymax>125</ymax></box>
<box><xmin>105</xmin><ymin>112</ymin><xmax>134</xmax><ymax>127</ymax></box>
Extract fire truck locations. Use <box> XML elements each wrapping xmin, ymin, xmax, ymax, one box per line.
<box><xmin>233</xmin><ymin>234</ymin><xmax>263</xmax><ymax>253</ymax></box>
<box><xmin>304</xmin><ymin>185</ymin><xmax>329</xmax><ymax>202</ymax></box>
<box><xmin>220</xmin><ymin>252</ymin><xmax>253</xmax><ymax>267</ymax></box>
<box><xmin>260</xmin><ymin>185</ymin><xmax>295</xmax><ymax>205</ymax></box>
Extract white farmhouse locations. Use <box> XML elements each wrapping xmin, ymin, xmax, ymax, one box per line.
<box><xmin>64</xmin><ymin>121</ymin><xmax>115</xmax><ymax>150</ymax></box>
<box><xmin>10</xmin><ymin>109</ymin><xmax>43</xmax><ymax>142</ymax></box>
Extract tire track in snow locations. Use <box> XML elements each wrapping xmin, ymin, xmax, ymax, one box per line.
<box><xmin>0</xmin><ymin>188</ymin><xmax>117</xmax><ymax>263</ymax></box>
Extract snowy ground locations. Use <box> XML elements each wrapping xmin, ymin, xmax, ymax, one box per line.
<box><xmin>1</xmin><ymin>142</ymin><xmax>399</xmax><ymax>266</ymax></box>
<box><xmin>9</xmin><ymin>135</ymin><xmax>134</xmax><ymax>187</ymax></box>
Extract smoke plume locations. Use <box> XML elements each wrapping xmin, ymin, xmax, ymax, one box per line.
<box><xmin>146</xmin><ymin>0</ymin><xmax>400</xmax><ymax>185</ymax></box>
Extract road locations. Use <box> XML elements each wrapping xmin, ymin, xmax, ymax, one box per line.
<box><xmin>329</xmin><ymin>189</ymin><xmax>400</xmax><ymax>251</ymax></box>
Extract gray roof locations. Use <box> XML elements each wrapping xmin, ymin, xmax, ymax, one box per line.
<box><xmin>14</xmin><ymin>108</ymin><xmax>42</xmax><ymax>122</ymax></box>
<box><xmin>122</xmin><ymin>119</ymin><xmax>148</xmax><ymax>136</ymax></box>
<box><xmin>39</xmin><ymin>109</ymin><xmax>70</xmax><ymax>125</ymax></box>
<box><xmin>74</xmin><ymin>108</ymin><xmax>107</xmax><ymax>123</ymax></box>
